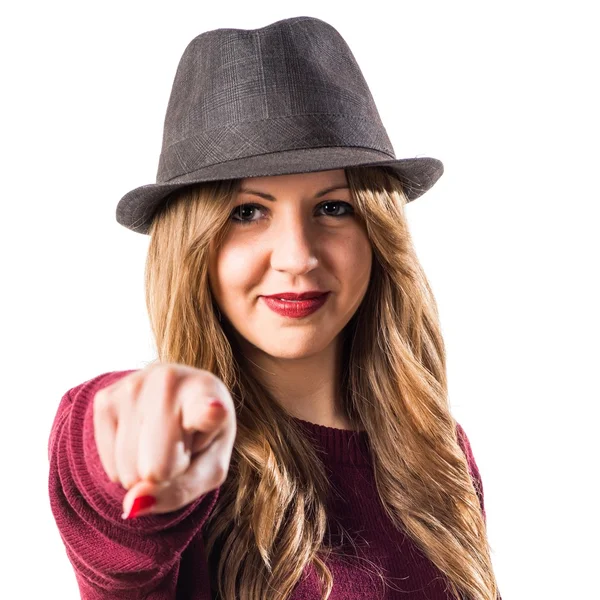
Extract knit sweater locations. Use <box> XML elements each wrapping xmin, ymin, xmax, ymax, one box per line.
<box><xmin>48</xmin><ymin>369</ymin><xmax>494</xmax><ymax>600</ymax></box>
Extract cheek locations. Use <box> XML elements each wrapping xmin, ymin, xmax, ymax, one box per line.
<box><xmin>215</xmin><ymin>243</ymin><xmax>259</xmax><ymax>296</ymax></box>
<box><xmin>336</xmin><ymin>234</ymin><xmax>372</xmax><ymax>279</ymax></box>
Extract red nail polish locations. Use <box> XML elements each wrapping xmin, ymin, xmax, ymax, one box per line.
<box><xmin>125</xmin><ymin>495</ymin><xmax>157</xmax><ymax>519</ymax></box>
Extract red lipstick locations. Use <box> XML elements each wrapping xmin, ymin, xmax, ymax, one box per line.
<box><xmin>261</xmin><ymin>292</ymin><xmax>330</xmax><ymax>318</ymax></box>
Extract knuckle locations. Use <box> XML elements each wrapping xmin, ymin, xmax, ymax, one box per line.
<box><xmin>169</xmin><ymin>483</ymin><xmax>192</xmax><ymax>509</ymax></box>
<box><xmin>123</xmin><ymin>373</ymin><xmax>141</xmax><ymax>398</ymax></box>
<box><xmin>184</xmin><ymin>378</ymin><xmax>210</xmax><ymax>398</ymax></box>
<box><xmin>181</xmin><ymin>382</ymin><xmax>222</xmax><ymax>416</ymax></box>
<box><xmin>96</xmin><ymin>375</ymin><xmax>140</xmax><ymax>413</ymax></box>
<box><xmin>212</xmin><ymin>460</ymin><xmax>228</xmax><ymax>486</ymax></box>
<box><xmin>158</xmin><ymin>363</ymin><xmax>179</xmax><ymax>381</ymax></box>
<box><xmin>107</xmin><ymin>472</ymin><xmax>120</xmax><ymax>484</ymax></box>
<box><xmin>138</xmin><ymin>465</ymin><xmax>164</xmax><ymax>483</ymax></box>
<box><xmin>153</xmin><ymin>365</ymin><xmax>181</xmax><ymax>408</ymax></box>
<box><xmin>193</xmin><ymin>369</ymin><xmax>222</xmax><ymax>391</ymax></box>
<box><xmin>143</xmin><ymin>461</ymin><xmax>180</xmax><ymax>484</ymax></box>
<box><xmin>152</xmin><ymin>363</ymin><xmax>179</xmax><ymax>379</ymax></box>
<box><xmin>215</xmin><ymin>377</ymin><xmax>232</xmax><ymax>400</ymax></box>
<box><xmin>192</xmin><ymin>378</ymin><xmax>220</xmax><ymax>401</ymax></box>
<box><xmin>93</xmin><ymin>389</ymin><xmax>109</xmax><ymax>411</ymax></box>
<box><xmin>120</xmin><ymin>476</ymin><xmax>138</xmax><ymax>491</ymax></box>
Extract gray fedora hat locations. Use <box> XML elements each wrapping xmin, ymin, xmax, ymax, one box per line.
<box><xmin>116</xmin><ymin>16</ymin><xmax>444</xmax><ymax>235</ymax></box>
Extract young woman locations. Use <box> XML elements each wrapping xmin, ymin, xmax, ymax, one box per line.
<box><xmin>48</xmin><ymin>16</ymin><xmax>502</xmax><ymax>600</ymax></box>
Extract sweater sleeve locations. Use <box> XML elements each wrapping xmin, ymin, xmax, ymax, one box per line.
<box><xmin>48</xmin><ymin>369</ymin><xmax>221</xmax><ymax>600</ymax></box>
<box><xmin>455</xmin><ymin>422</ymin><xmax>486</xmax><ymax>523</ymax></box>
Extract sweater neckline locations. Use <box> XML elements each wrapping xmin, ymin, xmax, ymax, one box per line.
<box><xmin>291</xmin><ymin>416</ymin><xmax>371</xmax><ymax>467</ymax></box>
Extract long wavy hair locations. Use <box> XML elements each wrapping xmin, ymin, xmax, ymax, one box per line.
<box><xmin>143</xmin><ymin>165</ymin><xmax>500</xmax><ymax>600</ymax></box>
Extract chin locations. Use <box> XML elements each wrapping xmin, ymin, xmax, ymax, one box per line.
<box><xmin>232</xmin><ymin>322</ymin><xmax>338</xmax><ymax>358</ymax></box>
<box><xmin>258</xmin><ymin>337</ymin><xmax>333</xmax><ymax>360</ymax></box>
<box><xmin>269</xmin><ymin>348</ymin><xmax>316</xmax><ymax>360</ymax></box>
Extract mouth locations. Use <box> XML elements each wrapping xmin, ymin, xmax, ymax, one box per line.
<box><xmin>261</xmin><ymin>292</ymin><xmax>330</xmax><ymax>318</ymax></box>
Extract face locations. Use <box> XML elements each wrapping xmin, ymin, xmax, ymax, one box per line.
<box><xmin>208</xmin><ymin>169</ymin><xmax>373</xmax><ymax>360</ymax></box>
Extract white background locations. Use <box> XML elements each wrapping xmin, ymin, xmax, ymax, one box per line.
<box><xmin>1</xmin><ymin>1</ymin><xmax>598</xmax><ymax>598</ymax></box>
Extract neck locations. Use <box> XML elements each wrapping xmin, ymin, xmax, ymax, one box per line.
<box><xmin>238</xmin><ymin>333</ymin><xmax>352</xmax><ymax>429</ymax></box>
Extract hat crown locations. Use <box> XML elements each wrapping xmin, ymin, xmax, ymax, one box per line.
<box><xmin>116</xmin><ymin>16</ymin><xmax>444</xmax><ymax>235</ymax></box>
<box><xmin>157</xmin><ymin>16</ymin><xmax>394</xmax><ymax>183</ymax></box>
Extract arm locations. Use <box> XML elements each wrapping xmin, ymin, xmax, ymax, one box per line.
<box><xmin>48</xmin><ymin>370</ymin><xmax>221</xmax><ymax>599</ymax></box>
<box><xmin>455</xmin><ymin>421</ymin><xmax>486</xmax><ymax>522</ymax></box>
<box><xmin>455</xmin><ymin>423</ymin><xmax>503</xmax><ymax>600</ymax></box>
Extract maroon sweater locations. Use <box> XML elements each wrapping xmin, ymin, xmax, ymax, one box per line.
<box><xmin>48</xmin><ymin>369</ymin><xmax>493</xmax><ymax>599</ymax></box>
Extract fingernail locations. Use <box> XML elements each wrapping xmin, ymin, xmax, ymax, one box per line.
<box><xmin>208</xmin><ymin>399</ymin><xmax>224</xmax><ymax>409</ymax></box>
<box><xmin>122</xmin><ymin>495</ymin><xmax>157</xmax><ymax>519</ymax></box>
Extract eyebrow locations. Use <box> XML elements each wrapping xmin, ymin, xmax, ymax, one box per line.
<box><xmin>237</xmin><ymin>184</ymin><xmax>350</xmax><ymax>202</ymax></box>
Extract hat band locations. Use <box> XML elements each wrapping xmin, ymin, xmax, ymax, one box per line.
<box><xmin>157</xmin><ymin>113</ymin><xmax>395</xmax><ymax>183</ymax></box>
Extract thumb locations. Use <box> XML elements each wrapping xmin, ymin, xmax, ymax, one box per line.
<box><xmin>121</xmin><ymin>479</ymin><xmax>168</xmax><ymax>519</ymax></box>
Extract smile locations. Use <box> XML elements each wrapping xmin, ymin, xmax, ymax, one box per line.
<box><xmin>261</xmin><ymin>293</ymin><xmax>330</xmax><ymax>318</ymax></box>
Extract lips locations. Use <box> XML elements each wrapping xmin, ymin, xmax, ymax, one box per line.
<box><xmin>264</xmin><ymin>292</ymin><xmax>328</xmax><ymax>300</ymax></box>
<box><xmin>262</xmin><ymin>292</ymin><xmax>330</xmax><ymax>318</ymax></box>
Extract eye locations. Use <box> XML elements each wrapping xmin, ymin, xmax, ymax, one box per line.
<box><xmin>230</xmin><ymin>203</ymin><xmax>265</xmax><ymax>225</ymax></box>
<box><xmin>320</xmin><ymin>201</ymin><xmax>353</xmax><ymax>217</ymax></box>
<box><xmin>230</xmin><ymin>201</ymin><xmax>354</xmax><ymax>226</ymax></box>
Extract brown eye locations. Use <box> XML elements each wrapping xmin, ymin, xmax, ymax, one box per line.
<box><xmin>319</xmin><ymin>201</ymin><xmax>353</xmax><ymax>217</ymax></box>
<box><xmin>230</xmin><ymin>201</ymin><xmax>354</xmax><ymax>226</ymax></box>
<box><xmin>230</xmin><ymin>203</ymin><xmax>265</xmax><ymax>225</ymax></box>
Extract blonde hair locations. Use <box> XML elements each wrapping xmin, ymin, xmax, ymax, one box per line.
<box><xmin>144</xmin><ymin>166</ymin><xmax>500</xmax><ymax>600</ymax></box>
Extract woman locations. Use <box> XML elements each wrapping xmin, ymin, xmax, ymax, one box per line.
<box><xmin>48</xmin><ymin>16</ymin><xmax>501</xmax><ymax>600</ymax></box>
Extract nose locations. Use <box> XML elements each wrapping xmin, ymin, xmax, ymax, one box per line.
<box><xmin>269</xmin><ymin>210</ymin><xmax>319</xmax><ymax>275</ymax></box>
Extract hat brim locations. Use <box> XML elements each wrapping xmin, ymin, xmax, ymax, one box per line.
<box><xmin>116</xmin><ymin>147</ymin><xmax>443</xmax><ymax>234</ymax></box>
